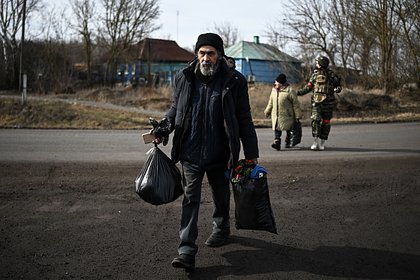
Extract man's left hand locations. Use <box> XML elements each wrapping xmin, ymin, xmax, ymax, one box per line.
<box><xmin>248</xmin><ymin>158</ymin><xmax>258</xmax><ymax>165</ymax></box>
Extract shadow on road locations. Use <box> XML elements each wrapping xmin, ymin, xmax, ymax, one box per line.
<box><xmin>325</xmin><ymin>147</ymin><xmax>420</xmax><ymax>154</ymax></box>
<box><xmin>282</xmin><ymin>146</ymin><xmax>420</xmax><ymax>154</ymax></box>
<box><xmin>187</xmin><ymin>236</ymin><xmax>419</xmax><ymax>279</ymax></box>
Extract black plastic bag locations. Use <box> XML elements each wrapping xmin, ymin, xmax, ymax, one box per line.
<box><xmin>289</xmin><ymin>120</ymin><xmax>302</xmax><ymax>147</ymax></box>
<box><xmin>231</xmin><ymin>160</ymin><xmax>277</xmax><ymax>234</ymax></box>
<box><xmin>135</xmin><ymin>145</ymin><xmax>183</xmax><ymax>205</ymax></box>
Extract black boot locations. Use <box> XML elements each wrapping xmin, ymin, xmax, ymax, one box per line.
<box><xmin>271</xmin><ymin>138</ymin><xmax>281</xmax><ymax>150</ymax></box>
<box><xmin>172</xmin><ymin>254</ymin><xmax>195</xmax><ymax>271</ymax></box>
<box><xmin>285</xmin><ymin>136</ymin><xmax>291</xmax><ymax>148</ymax></box>
<box><xmin>205</xmin><ymin>230</ymin><xmax>230</xmax><ymax>247</ymax></box>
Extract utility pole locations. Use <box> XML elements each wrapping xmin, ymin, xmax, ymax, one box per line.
<box><xmin>19</xmin><ymin>0</ymin><xmax>27</xmax><ymax>105</ymax></box>
<box><xmin>176</xmin><ymin>10</ymin><xmax>179</xmax><ymax>42</ymax></box>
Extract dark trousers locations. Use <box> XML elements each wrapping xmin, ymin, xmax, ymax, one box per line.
<box><xmin>274</xmin><ymin>130</ymin><xmax>292</xmax><ymax>143</ymax></box>
<box><xmin>311</xmin><ymin>103</ymin><xmax>333</xmax><ymax>140</ymax></box>
<box><xmin>178</xmin><ymin>161</ymin><xmax>230</xmax><ymax>256</ymax></box>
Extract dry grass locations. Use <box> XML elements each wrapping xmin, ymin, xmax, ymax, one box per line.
<box><xmin>0</xmin><ymin>83</ymin><xmax>419</xmax><ymax>129</ymax></box>
<box><xmin>0</xmin><ymin>98</ymin><xmax>149</xmax><ymax>129</ymax></box>
<box><xmin>67</xmin><ymin>85</ymin><xmax>173</xmax><ymax>112</ymax></box>
<box><xmin>249</xmin><ymin>83</ymin><xmax>420</xmax><ymax>126</ymax></box>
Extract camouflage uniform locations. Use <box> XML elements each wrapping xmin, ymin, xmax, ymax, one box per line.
<box><xmin>297</xmin><ymin>56</ymin><xmax>341</xmax><ymax>149</ymax></box>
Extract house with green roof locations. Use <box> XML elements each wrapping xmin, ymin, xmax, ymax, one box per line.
<box><xmin>225</xmin><ymin>36</ymin><xmax>302</xmax><ymax>84</ymax></box>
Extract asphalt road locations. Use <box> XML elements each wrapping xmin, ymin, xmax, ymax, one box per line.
<box><xmin>1</xmin><ymin>122</ymin><xmax>420</xmax><ymax>279</ymax></box>
<box><xmin>1</xmin><ymin>122</ymin><xmax>419</xmax><ymax>162</ymax></box>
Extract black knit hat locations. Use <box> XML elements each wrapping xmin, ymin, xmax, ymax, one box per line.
<box><xmin>194</xmin><ymin>33</ymin><xmax>224</xmax><ymax>55</ymax></box>
<box><xmin>275</xmin><ymin>73</ymin><xmax>287</xmax><ymax>84</ymax></box>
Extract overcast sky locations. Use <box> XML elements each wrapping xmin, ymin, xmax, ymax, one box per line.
<box><xmin>154</xmin><ymin>0</ymin><xmax>289</xmax><ymax>50</ymax></box>
<box><xmin>46</xmin><ymin>0</ymin><xmax>289</xmax><ymax>51</ymax></box>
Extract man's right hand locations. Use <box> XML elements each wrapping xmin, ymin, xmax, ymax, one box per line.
<box><xmin>152</xmin><ymin>134</ymin><xmax>167</xmax><ymax>146</ymax></box>
<box><xmin>149</xmin><ymin>117</ymin><xmax>170</xmax><ymax>146</ymax></box>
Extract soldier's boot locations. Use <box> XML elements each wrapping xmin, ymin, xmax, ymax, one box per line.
<box><xmin>271</xmin><ymin>138</ymin><xmax>281</xmax><ymax>151</ymax></box>
<box><xmin>319</xmin><ymin>139</ymin><xmax>326</xmax><ymax>150</ymax></box>
<box><xmin>310</xmin><ymin>137</ymin><xmax>319</xmax><ymax>150</ymax></box>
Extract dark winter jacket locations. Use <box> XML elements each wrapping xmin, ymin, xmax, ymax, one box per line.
<box><xmin>165</xmin><ymin>57</ymin><xmax>259</xmax><ymax>169</ymax></box>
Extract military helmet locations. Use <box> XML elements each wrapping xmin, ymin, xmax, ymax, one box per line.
<box><xmin>316</xmin><ymin>55</ymin><xmax>329</xmax><ymax>68</ymax></box>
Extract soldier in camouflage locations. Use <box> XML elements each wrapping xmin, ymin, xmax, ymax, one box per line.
<box><xmin>297</xmin><ymin>55</ymin><xmax>341</xmax><ymax>150</ymax></box>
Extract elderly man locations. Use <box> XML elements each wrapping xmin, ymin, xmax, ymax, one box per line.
<box><xmin>154</xmin><ymin>33</ymin><xmax>259</xmax><ymax>271</ymax></box>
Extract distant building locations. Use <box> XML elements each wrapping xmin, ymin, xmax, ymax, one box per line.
<box><xmin>117</xmin><ymin>38</ymin><xmax>195</xmax><ymax>86</ymax></box>
<box><xmin>225</xmin><ymin>36</ymin><xmax>302</xmax><ymax>84</ymax></box>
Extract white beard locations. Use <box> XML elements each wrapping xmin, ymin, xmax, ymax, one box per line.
<box><xmin>200</xmin><ymin>61</ymin><xmax>218</xmax><ymax>76</ymax></box>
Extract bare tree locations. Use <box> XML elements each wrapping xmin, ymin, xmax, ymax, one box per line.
<box><xmin>210</xmin><ymin>21</ymin><xmax>239</xmax><ymax>49</ymax></box>
<box><xmin>355</xmin><ymin>0</ymin><xmax>400</xmax><ymax>93</ymax></box>
<box><xmin>284</xmin><ymin>0</ymin><xmax>338</xmax><ymax>66</ymax></box>
<box><xmin>31</xmin><ymin>7</ymin><xmax>76</xmax><ymax>94</ymax></box>
<box><xmin>263</xmin><ymin>22</ymin><xmax>289</xmax><ymax>51</ymax></box>
<box><xmin>70</xmin><ymin>0</ymin><xmax>95</xmax><ymax>86</ymax></box>
<box><xmin>328</xmin><ymin>0</ymin><xmax>356</xmax><ymax>71</ymax></box>
<box><xmin>0</xmin><ymin>0</ymin><xmax>40</xmax><ymax>89</ymax></box>
<box><xmin>97</xmin><ymin>0</ymin><xmax>160</xmax><ymax>84</ymax></box>
<box><xmin>394</xmin><ymin>0</ymin><xmax>419</xmax><ymax>86</ymax></box>
<box><xmin>266</xmin><ymin>0</ymin><xmax>419</xmax><ymax>92</ymax></box>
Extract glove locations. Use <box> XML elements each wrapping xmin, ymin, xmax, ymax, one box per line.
<box><xmin>334</xmin><ymin>86</ymin><xmax>342</xmax><ymax>93</ymax></box>
<box><xmin>149</xmin><ymin>117</ymin><xmax>171</xmax><ymax>146</ymax></box>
